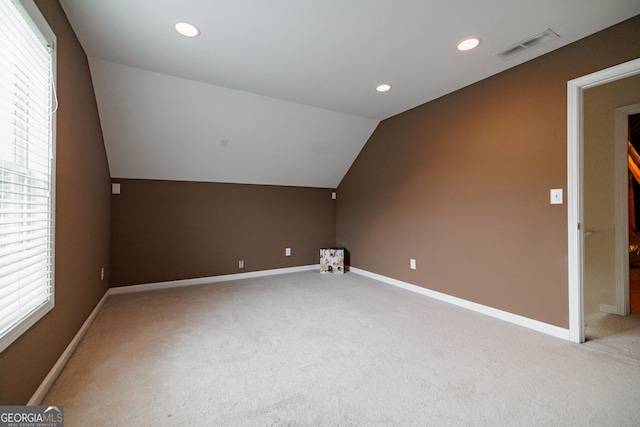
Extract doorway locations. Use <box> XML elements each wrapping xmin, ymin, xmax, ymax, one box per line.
<box><xmin>567</xmin><ymin>58</ymin><xmax>640</xmax><ymax>343</ymax></box>
<box><xmin>629</xmin><ymin>113</ymin><xmax>640</xmax><ymax>314</ymax></box>
<box><xmin>581</xmin><ymin>100</ymin><xmax>640</xmax><ymax>358</ymax></box>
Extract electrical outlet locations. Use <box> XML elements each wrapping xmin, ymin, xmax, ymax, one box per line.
<box><xmin>101</xmin><ymin>267</ymin><xmax>105</xmax><ymax>280</ymax></box>
<box><xmin>286</xmin><ymin>248</ymin><xmax>291</xmax><ymax>256</ymax></box>
<box><xmin>410</xmin><ymin>259</ymin><xmax>416</xmax><ymax>270</ymax></box>
<box><xmin>238</xmin><ymin>260</ymin><xmax>244</xmax><ymax>269</ymax></box>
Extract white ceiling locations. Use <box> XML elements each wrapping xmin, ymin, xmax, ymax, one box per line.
<box><xmin>59</xmin><ymin>0</ymin><xmax>640</xmax><ymax>188</ymax></box>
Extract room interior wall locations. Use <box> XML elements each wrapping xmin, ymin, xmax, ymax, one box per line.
<box><xmin>0</xmin><ymin>0</ymin><xmax>111</xmax><ymax>404</ymax></box>
<box><xmin>337</xmin><ymin>15</ymin><xmax>640</xmax><ymax>329</ymax></box>
<box><xmin>583</xmin><ymin>74</ymin><xmax>640</xmax><ymax>317</ymax></box>
<box><xmin>2</xmin><ymin>2</ymin><xmax>637</xmax><ymax>407</ymax></box>
<box><xmin>110</xmin><ymin>179</ymin><xmax>336</xmax><ymax>287</ymax></box>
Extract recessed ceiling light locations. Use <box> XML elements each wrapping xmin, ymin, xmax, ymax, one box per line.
<box><xmin>376</xmin><ymin>84</ymin><xmax>392</xmax><ymax>93</ymax></box>
<box><xmin>457</xmin><ymin>38</ymin><xmax>480</xmax><ymax>51</ymax></box>
<box><xmin>174</xmin><ymin>22</ymin><xmax>200</xmax><ymax>38</ymax></box>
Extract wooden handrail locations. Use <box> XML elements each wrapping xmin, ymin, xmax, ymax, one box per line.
<box><xmin>629</xmin><ymin>155</ymin><xmax>640</xmax><ymax>185</ymax></box>
<box><xmin>629</xmin><ymin>141</ymin><xmax>640</xmax><ymax>186</ymax></box>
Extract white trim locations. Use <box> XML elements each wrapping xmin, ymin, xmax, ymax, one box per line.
<box><xmin>350</xmin><ymin>267</ymin><xmax>570</xmax><ymax>341</ymax></box>
<box><xmin>29</xmin><ymin>264</ymin><xmax>320</xmax><ymax>404</ymax></box>
<box><xmin>585</xmin><ymin>304</ymin><xmax>617</xmax><ymax>325</ymax></box>
<box><xmin>18</xmin><ymin>0</ymin><xmax>56</xmax><ymax>44</ymax></box>
<box><xmin>567</xmin><ymin>77</ymin><xmax>585</xmax><ymax>343</ymax></box>
<box><xmin>0</xmin><ymin>0</ymin><xmax>58</xmax><ymax>355</ymax></box>
<box><xmin>584</xmin><ymin>311</ymin><xmax>608</xmax><ymax>325</ymax></box>
<box><xmin>108</xmin><ymin>265</ymin><xmax>320</xmax><ymax>295</ymax></box>
<box><xmin>27</xmin><ymin>291</ymin><xmax>109</xmax><ymax>405</ymax></box>
<box><xmin>600</xmin><ymin>303</ymin><xmax>618</xmax><ymax>314</ymax></box>
<box><xmin>567</xmin><ymin>58</ymin><xmax>640</xmax><ymax>343</ymax></box>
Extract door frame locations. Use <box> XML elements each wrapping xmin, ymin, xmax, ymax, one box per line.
<box><xmin>567</xmin><ymin>58</ymin><xmax>640</xmax><ymax>343</ymax></box>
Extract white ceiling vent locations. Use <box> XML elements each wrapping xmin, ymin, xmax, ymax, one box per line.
<box><xmin>495</xmin><ymin>29</ymin><xmax>559</xmax><ymax>60</ymax></box>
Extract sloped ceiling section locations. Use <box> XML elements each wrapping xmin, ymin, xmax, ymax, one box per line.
<box><xmin>59</xmin><ymin>0</ymin><xmax>640</xmax><ymax>188</ymax></box>
<box><xmin>90</xmin><ymin>59</ymin><xmax>378</xmax><ymax>188</ymax></box>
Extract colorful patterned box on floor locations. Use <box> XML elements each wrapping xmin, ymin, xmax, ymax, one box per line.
<box><xmin>320</xmin><ymin>248</ymin><xmax>344</xmax><ymax>274</ymax></box>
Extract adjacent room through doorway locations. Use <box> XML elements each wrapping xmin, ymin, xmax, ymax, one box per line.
<box><xmin>628</xmin><ymin>112</ymin><xmax>640</xmax><ymax>314</ymax></box>
<box><xmin>581</xmin><ymin>72</ymin><xmax>640</xmax><ymax>358</ymax></box>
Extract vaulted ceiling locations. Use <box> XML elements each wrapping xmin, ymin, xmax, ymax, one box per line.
<box><xmin>59</xmin><ymin>0</ymin><xmax>640</xmax><ymax>188</ymax></box>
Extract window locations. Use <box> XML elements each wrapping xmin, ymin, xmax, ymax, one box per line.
<box><xmin>0</xmin><ymin>0</ymin><xmax>56</xmax><ymax>353</ymax></box>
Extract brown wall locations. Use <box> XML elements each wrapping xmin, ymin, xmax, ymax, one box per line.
<box><xmin>110</xmin><ymin>179</ymin><xmax>335</xmax><ymax>287</ymax></box>
<box><xmin>0</xmin><ymin>1</ymin><xmax>111</xmax><ymax>404</ymax></box>
<box><xmin>1</xmin><ymin>2</ymin><xmax>637</xmax><ymax>405</ymax></box>
<box><xmin>337</xmin><ymin>15</ymin><xmax>640</xmax><ymax>328</ymax></box>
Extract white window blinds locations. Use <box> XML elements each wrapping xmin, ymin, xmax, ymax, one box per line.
<box><xmin>0</xmin><ymin>0</ymin><xmax>55</xmax><ymax>353</ymax></box>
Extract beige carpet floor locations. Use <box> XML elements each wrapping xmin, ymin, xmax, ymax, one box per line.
<box><xmin>585</xmin><ymin>313</ymin><xmax>640</xmax><ymax>361</ymax></box>
<box><xmin>44</xmin><ymin>271</ymin><xmax>640</xmax><ymax>426</ymax></box>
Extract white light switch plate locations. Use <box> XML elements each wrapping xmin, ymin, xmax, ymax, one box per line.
<box><xmin>286</xmin><ymin>248</ymin><xmax>291</xmax><ymax>256</ymax></box>
<box><xmin>550</xmin><ymin>189</ymin><xmax>563</xmax><ymax>205</ymax></box>
<box><xmin>410</xmin><ymin>259</ymin><xmax>416</xmax><ymax>270</ymax></box>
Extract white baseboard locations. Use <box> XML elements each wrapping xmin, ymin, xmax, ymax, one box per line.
<box><xmin>584</xmin><ymin>304</ymin><xmax>618</xmax><ymax>325</ymax></box>
<box><xmin>29</xmin><ymin>264</ymin><xmax>319</xmax><ymax>404</ymax></box>
<box><xmin>109</xmin><ymin>264</ymin><xmax>319</xmax><ymax>295</ymax></box>
<box><xmin>28</xmin><ymin>291</ymin><xmax>110</xmax><ymax>405</ymax></box>
<box><xmin>585</xmin><ymin>311</ymin><xmax>608</xmax><ymax>325</ymax></box>
<box><xmin>350</xmin><ymin>267</ymin><xmax>571</xmax><ymax>341</ymax></box>
<box><xmin>31</xmin><ymin>263</ymin><xmax>570</xmax><ymax>404</ymax></box>
<box><xmin>599</xmin><ymin>303</ymin><xmax>618</xmax><ymax>315</ymax></box>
